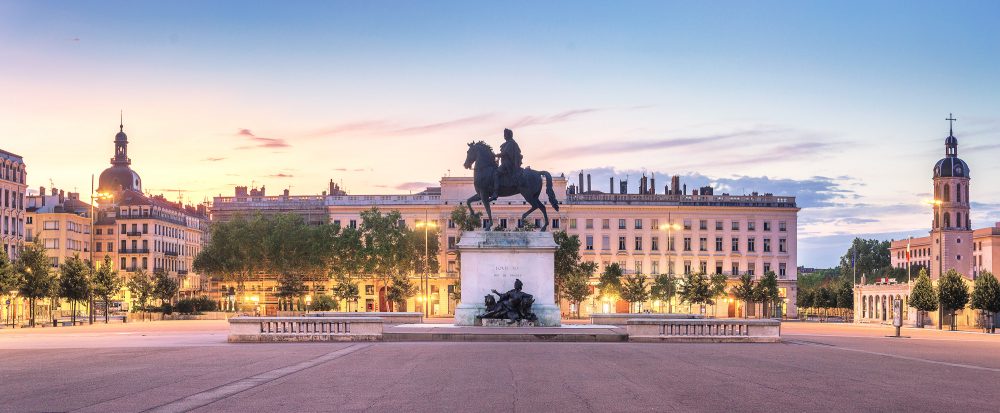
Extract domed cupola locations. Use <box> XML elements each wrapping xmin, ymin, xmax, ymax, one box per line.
<box><xmin>933</xmin><ymin>114</ymin><xmax>970</xmax><ymax>179</ymax></box>
<box><xmin>97</xmin><ymin>116</ymin><xmax>142</xmax><ymax>194</ymax></box>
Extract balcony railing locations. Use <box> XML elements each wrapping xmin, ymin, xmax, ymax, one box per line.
<box><xmin>121</xmin><ymin>248</ymin><xmax>150</xmax><ymax>254</ymax></box>
<box><xmin>126</xmin><ymin>231</ymin><xmax>144</xmax><ymax>237</ymax></box>
<box><xmin>164</xmin><ymin>251</ymin><xmax>179</xmax><ymax>257</ymax></box>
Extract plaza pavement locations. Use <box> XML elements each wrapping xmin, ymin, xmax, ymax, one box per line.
<box><xmin>2</xmin><ymin>320</ymin><xmax>1000</xmax><ymax>412</ymax></box>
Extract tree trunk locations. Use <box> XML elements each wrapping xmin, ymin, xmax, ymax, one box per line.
<box><xmin>72</xmin><ymin>301</ymin><xmax>77</xmax><ymax>324</ymax></box>
<box><xmin>105</xmin><ymin>300</ymin><xmax>110</xmax><ymax>323</ymax></box>
<box><xmin>29</xmin><ymin>298</ymin><xmax>35</xmax><ymax>327</ymax></box>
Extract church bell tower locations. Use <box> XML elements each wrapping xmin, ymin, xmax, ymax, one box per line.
<box><xmin>930</xmin><ymin>114</ymin><xmax>973</xmax><ymax>280</ymax></box>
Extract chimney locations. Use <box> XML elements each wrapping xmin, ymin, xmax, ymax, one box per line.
<box><xmin>671</xmin><ymin>176</ymin><xmax>680</xmax><ymax>195</ymax></box>
<box><xmin>578</xmin><ymin>172</ymin><xmax>584</xmax><ymax>191</ymax></box>
<box><xmin>683</xmin><ymin>184</ymin><xmax>687</xmax><ymax>195</ymax></box>
<box><xmin>610</xmin><ymin>177</ymin><xmax>615</xmax><ymax>194</ymax></box>
<box><xmin>51</xmin><ymin>187</ymin><xmax>57</xmax><ymax>197</ymax></box>
<box><xmin>639</xmin><ymin>175</ymin><xmax>647</xmax><ymax>194</ymax></box>
<box><xmin>59</xmin><ymin>190</ymin><xmax>65</xmax><ymax>203</ymax></box>
<box><xmin>283</xmin><ymin>188</ymin><xmax>290</xmax><ymax>196</ymax></box>
<box><xmin>664</xmin><ymin>184</ymin><xmax>669</xmax><ymax>195</ymax></box>
<box><xmin>587</xmin><ymin>174</ymin><xmax>592</xmax><ymax>192</ymax></box>
<box><xmin>68</xmin><ymin>192</ymin><xmax>79</xmax><ymax>200</ymax></box>
<box><xmin>650</xmin><ymin>174</ymin><xmax>655</xmax><ymax>195</ymax></box>
<box><xmin>620</xmin><ymin>179</ymin><xmax>628</xmax><ymax>195</ymax></box>
<box><xmin>40</xmin><ymin>186</ymin><xmax>45</xmax><ymax>197</ymax></box>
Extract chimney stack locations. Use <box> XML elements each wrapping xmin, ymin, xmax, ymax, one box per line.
<box><xmin>620</xmin><ymin>179</ymin><xmax>628</xmax><ymax>195</ymax></box>
<box><xmin>683</xmin><ymin>184</ymin><xmax>687</xmax><ymax>195</ymax></box>
<box><xmin>578</xmin><ymin>172</ymin><xmax>584</xmax><ymax>191</ymax></box>
<box><xmin>671</xmin><ymin>175</ymin><xmax>680</xmax><ymax>195</ymax></box>
<box><xmin>610</xmin><ymin>177</ymin><xmax>615</xmax><ymax>194</ymax></box>
<box><xmin>650</xmin><ymin>174</ymin><xmax>655</xmax><ymax>195</ymax></box>
<box><xmin>587</xmin><ymin>174</ymin><xmax>591</xmax><ymax>192</ymax></box>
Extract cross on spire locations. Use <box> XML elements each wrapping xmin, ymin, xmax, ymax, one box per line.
<box><xmin>946</xmin><ymin>113</ymin><xmax>957</xmax><ymax>136</ymax></box>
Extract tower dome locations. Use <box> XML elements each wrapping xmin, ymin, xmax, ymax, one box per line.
<box><xmin>933</xmin><ymin>115</ymin><xmax>969</xmax><ymax>179</ymax></box>
<box><xmin>97</xmin><ymin>121</ymin><xmax>142</xmax><ymax>194</ymax></box>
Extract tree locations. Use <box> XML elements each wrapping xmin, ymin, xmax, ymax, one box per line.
<box><xmin>193</xmin><ymin>214</ymin><xmax>268</xmax><ymax>308</ymax></box>
<box><xmin>679</xmin><ymin>273</ymin><xmax>713</xmax><ymax>314</ymax></box>
<box><xmin>153</xmin><ymin>271</ymin><xmax>179</xmax><ymax>308</ymax></box>
<box><xmin>731</xmin><ymin>274</ymin><xmax>756</xmax><ymax>318</ymax></box>
<box><xmin>836</xmin><ymin>279</ymin><xmax>854</xmax><ymax>319</ymax></box>
<box><xmin>561</xmin><ymin>271</ymin><xmax>590</xmax><ymax>318</ymax></box>
<box><xmin>126</xmin><ymin>268</ymin><xmax>155</xmax><ymax>320</ymax></box>
<box><xmin>970</xmin><ymin>271</ymin><xmax>1000</xmax><ymax>333</ymax></box>
<box><xmin>91</xmin><ymin>256</ymin><xmax>123</xmax><ymax>323</ymax></box>
<box><xmin>650</xmin><ymin>273</ymin><xmax>678</xmax><ymax>313</ymax></box>
<box><xmin>386</xmin><ymin>272</ymin><xmax>417</xmax><ymax>312</ymax></box>
<box><xmin>276</xmin><ymin>273</ymin><xmax>307</xmax><ymax>311</ymax></box>
<box><xmin>597</xmin><ymin>263</ymin><xmax>623</xmax><ymax>305</ymax></box>
<box><xmin>620</xmin><ymin>274</ymin><xmax>650</xmax><ymax>313</ymax></box>
<box><xmin>838</xmin><ymin>238</ymin><xmax>893</xmax><ymax>283</ymax></box>
<box><xmin>709</xmin><ymin>273</ymin><xmax>728</xmax><ymax>314</ymax></box>
<box><xmin>796</xmin><ymin>288</ymin><xmax>814</xmax><ymax>317</ymax></box>
<box><xmin>908</xmin><ymin>268</ymin><xmax>938</xmax><ymax>328</ymax></box>
<box><xmin>15</xmin><ymin>241</ymin><xmax>56</xmax><ymax>327</ymax></box>
<box><xmin>311</xmin><ymin>294</ymin><xmax>339</xmax><ymax>311</ymax></box>
<box><xmin>0</xmin><ymin>249</ymin><xmax>19</xmax><ymax>327</ymax></box>
<box><xmin>59</xmin><ymin>254</ymin><xmax>91</xmax><ymax>325</ymax></box>
<box><xmin>359</xmin><ymin>208</ymin><xmax>412</xmax><ymax>311</ymax></box>
<box><xmin>754</xmin><ymin>272</ymin><xmax>781</xmax><ymax>318</ymax></box>
<box><xmin>331</xmin><ymin>274</ymin><xmax>360</xmax><ymax>312</ymax></box>
<box><xmin>553</xmin><ymin>231</ymin><xmax>583</xmax><ymax>303</ymax></box>
<box><xmin>938</xmin><ymin>269</ymin><xmax>970</xmax><ymax>331</ymax></box>
<box><xmin>814</xmin><ymin>286</ymin><xmax>834</xmax><ymax>320</ymax></box>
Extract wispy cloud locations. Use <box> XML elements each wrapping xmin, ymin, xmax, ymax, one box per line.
<box><xmin>395</xmin><ymin>181</ymin><xmax>436</xmax><ymax>191</ymax></box>
<box><xmin>268</xmin><ymin>173</ymin><xmax>294</xmax><ymax>178</ymax></box>
<box><xmin>393</xmin><ymin>114</ymin><xmax>496</xmax><ymax>135</ymax></box>
<box><xmin>334</xmin><ymin>167</ymin><xmax>370</xmax><ymax>172</ymax></box>
<box><xmin>544</xmin><ymin>128</ymin><xmax>781</xmax><ymax>159</ymax></box>
<box><xmin>236</xmin><ymin>128</ymin><xmax>290</xmax><ymax>149</ymax></box>
<box><xmin>202</xmin><ymin>157</ymin><xmax>226</xmax><ymax>162</ymax></box>
<box><xmin>508</xmin><ymin>108</ymin><xmax>602</xmax><ymax>129</ymax></box>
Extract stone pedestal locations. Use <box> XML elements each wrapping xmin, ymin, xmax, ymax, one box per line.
<box><xmin>453</xmin><ymin>231</ymin><xmax>561</xmax><ymax>327</ymax></box>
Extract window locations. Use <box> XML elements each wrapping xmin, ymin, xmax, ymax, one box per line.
<box><xmin>700</xmin><ymin>261</ymin><xmax>707</xmax><ymax>274</ymax></box>
<box><xmin>764</xmin><ymin>263</ymin><xmax>771</xmax><ymax>273</ymax></box>
<box><xmin>585</xmin><ymin>219</ymin><xmax>594</xmax><ymax>229</ymax></box>
<box><xmin>142</xmin><ymin>257</ymin><xmax>148</xmax><ymax>269</ymax></box>
<box><xmin>684</xmin><ymin>261</ymin><xmax>692</xmax><ymax>275</ymax></box>
<box><xmin>651</xmin><ymin>261</ymin><xmax>660</xmax><ymax>274</ymax></box>
<box><xmin>748</xmin><ymin>221</ymin><xmax>756</xmax><ymax>231</ymax></box>
<box><xmin>732</xmin><ymin>221</ymin><xmax>740</xmax><ymax>231</ymax></box>
<box><xmin>553</xmin><ymin>219</ymin><xmax>560</xmax><ymax>229</ymax></box>
<box><xmin>748</xmin><ymin>237</ymin><xmax>756</xmax><ymax>252</ymax></box>
<box><xmin>763</xmin><ymin>221</ymin><xmax>771</xmax><ymax>231</ymax></box>
<box><xmin>142</xmin><ymin>223</ymin><xmax>149</xmax><ymax>234</ymax></box>
<box><xmin>602</xmin><ymin>235</ymin><xmax>610</xmax><ymax>250</ymax></box>
<box><xmin>447</xmin><ymin>219</ymin><xmax>455</xmax><ymax>229</ymax></box>
<box><xmin>448</xmin><ymin>236</ymin><xmax>456</xmax><ymax>250</ymax></box>
<box><xmin>683</xmin><ymin>237</ymin><xmax>692</xmax><ymax>251</ymax></box>
<box><xmin>120</xmin><ymin>257</ymin><xmax>126</xmax><ymax>269</ymax></box>
<box><xmin>499</xmin><ymin>218</ymin><xmax>508</xmax><ymax>229</ymax></box>
<box><xmin>667</xmin><ymin>237</ymin><xmax>675</xmax><ymax>251</ymax></box>
<box><xmin>732</xmin><ymin>263</ymin><xmax>739</xmax><ymax>275</ymax></box>
<box><xmin>586</xmin><ymin>235</ymin><xmax>594</xmax><ymax>250</ymax></box>
<box><xmin>684</xmin><ymin>220</ymin><xmax>692</xmax><ymax>230</ymax></box>
<box><xmin>651</xmin><ymin>237</ymin><xmax>659</xmax><ymax>251</ymax></box>
<box><xmin>96</xmin><ymin>228</ymin><xmax>103</xmax><ymax>235</ymax></box>
<box><xmin>635</xmin><ymin>261</ymin><xmax>643</xmax><ymax>274</ymax></box>
<box><xmin>349</xmin><ymin>220</ymin><xmax>357</xmax><ymax>229</ymax></box>
<box><xmin>699</xmin><ymin>220</ymin><xmax>707</xmax><ymax>230</ymax></box>
<box><xmin>635</xmin><ymin>237</ymin><xmax>643</xmax><ymax>250</ymax></box>
<box><xmin>716</xmin><ymin>264</ymin><xmax>723</xmax><ymax>275</ymax></box>
<box><xmin>602</xmin><ymin>219</ymin><xmax>610</xmax><ymax>230</ymax></box>
<box><xmin>569</xmin><ymin>219</ymin><xmax>577</xmax><ymax>229</ymax></box>
<box><xmin>618</xmin><ymin>219</ymin><xmax>627</xmax><ymax>230</ymax></box>
<box><xmin>365</xmin><ymin>285</ymin><xmax>375</xmax><ymax>295</ymax></box>
<box><xmin>44</xmin><ymin>238</ymin><xmax>59</xmax><ymax>249</ymax></box>
<box><xmin>107</xmin><ymin>242</ymin><xmax>113</xmax><ymax>252</ymax></box>
<box><xmin>699</xmin><ymin>237</ymin><xmax>707</xmax><ymax>251</ymax></box>
<box><xmin>779</xmin><ymin>238</ymin><xmax>787</xmax><ymax>253</ymax></box>
<box><xmin>715</xmin><ymin>237</ymin><xmax>723</xmax><ymax>252</ymax></box>
<box><xmin>43</xmin><ymin>220</ymin><xmax>59</xmax><ymax>230</ymax></box>
<box><xmin>397</xmin><ymin>219</ymin><xmax>406</xmax><ymax>228</ymax></box>
<box><xmin>96</xmin><ymin>243</ymin><xmax>102</xmax><ymax>252</ymax></box>
<box><xmin>732</xmin><ymin>237</ymin><xmax>739</xmax><ymax>252</ymax></box>
<box><xmin>779</xmin><ymin>221</ymin><xmax>787</xmax><ymax>232</ymax></box>
<box><xmin>618</xmin><ymin>236</ymin><xmax>626</xmax><ymax>251</ymax></box>
<box><xmin>747</xmin><ymin>266</ymin><xmax>755</xmax><ymax>277</ymax></box>
<box><xmin>716</xmin><ymin>220</ymin><xmax>723</xmax><ymax>231</ymax></box>
<box><xmin>651</xmin><ymin>219</ymin><xmax>659</xmax><ymax>229</ymax></box>
<box><xmin>779</xmin><ymin>263</ymin><xmax>787</xmax><ymax>278</ymax></box>
<box><xmin>121</xmin><ymin>224</ymin><xmax>127</xmax><ymax>233</ymax></box>
<box><xmin>534</xmin><ymin>218</ymin><xmax>542</xmax><ymax>228</ymax></box>
<box><xmin>634</xmin><ymin>219</ymin><xmax>643</xmax><ymax>230</ymax></box>
<box><xmin>763</xmin><ymin>238</ymin><xmax>771</xmax><ymax>253</ymax></box>
<box><xmin>447</xmin><ymin>261</ymin><xmax>457</xmax><ymax>275</ymax></box>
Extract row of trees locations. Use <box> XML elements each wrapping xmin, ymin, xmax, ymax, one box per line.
<box><xmin>797</xmin><ymin>280</ymin><xmax>853</xmax><ymax>320</ymax></box>
<box><xmin>0</xmin><ymin>242</ymin><xmax>179</xmax><ymax>327</ymax></box>
<box><xmin>908</xmin><ymin>268</ymin><xmax>1000</xmax><ymax>332</ymax></box>
<box><xmin>193</xmin><ymin>208</ymin><xmax>441</xmax><ymax>312</ymax></box>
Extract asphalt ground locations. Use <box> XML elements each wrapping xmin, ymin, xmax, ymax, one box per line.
<box><xmin>2</xmin><ymin>320</ymin><xmax>999</xmax><ymax>412</ymax></box>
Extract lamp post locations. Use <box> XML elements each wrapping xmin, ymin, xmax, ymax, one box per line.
<box><xmin>415</xmin><ymin>214</ymin><xmax>437</xmax><ymax>317</ymax></box>
<box><xmin>927</xmin><ymin>198</ymin><xmax>944</xmax><ymax>329</ymax></box>
<box><xmin>659</xmin><ymin>214</ymin><xmax>681</xmax><ymax>314</ymax></box>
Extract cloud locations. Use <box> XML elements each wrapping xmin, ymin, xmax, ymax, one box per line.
<box><xmin>798</xmin><ymin>229</ymin><xmax>929</xmax><ymax>268</ymax></box>
<box><xmin>507</xmin><ymin>108</ymin><xmax>602</xmax><ymax>129</ymax></box>
<box><xmin>268</xmin><ymin>173</ymin><xmax>293</xmax><ymax>178</ymax></box>
<box><xmin>202</xmin><ymin>157</ymin><xmax>226</xmax><ymax>162</ymax></box>
<box><xmin>333</xmin><ymin>167</ymin><xmax>369</xmax><ymax>172</ymax></box>
<box><xmin>392</xmin><ymin>114</ymin><xmax>496</xmax><ymax>135</ymax></box>
<box><xmin>236</xmin><ymin>128</ymin><xmax>290</xmax><ymax>149</ymax></box>
<box><xmin>395</xmin><ymin>181</ymin><xmax>437</xmax><ymax>191</ymax></box>
<box><xmin>543</xmin><ymin>128</ymin><xmax>782</xmax><ymax>159</ymax></box>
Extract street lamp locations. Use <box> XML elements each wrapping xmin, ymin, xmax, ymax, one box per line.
<box><xmin>659</xmin><ymin>216</ymin><xmax>682</xmax><ymax>314</ymax></box>
<box><xmin>415</xmin><ymin>215</ymin><xmax>438</xmax><ymax>317</ymax></box>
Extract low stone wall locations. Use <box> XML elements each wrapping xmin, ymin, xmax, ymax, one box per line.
<box><xmin>590</xmin><ymin>313</ymin><xmax>702</xmax><ymax>326</ymax></box>
<box><xmin>305</xmin><ymin>312</ymin><xmax>423</xmax><ymax>325</ymax></box>
<box><xmin>627</xmin><ymin>318</ymin><xmax>780</xmax><ymax>343</ymax></box>
<box><xmin>228</xmin><ymin>316</ymin><xmax>383</xmax><ymax>342</ymax></box>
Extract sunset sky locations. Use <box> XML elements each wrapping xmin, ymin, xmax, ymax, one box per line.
<box><xmin>2</xmin><ymin>1</ymin><xmax>999</xmax><ymax>266</ymax></box>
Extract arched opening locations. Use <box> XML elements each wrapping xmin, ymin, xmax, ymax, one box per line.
<box><xmin>935</xmin><ymin>211</ymin><xmax>940</xmax><ymax>228</ymax></box>
<box><xmin>957</xmin><ymin>212</ymin><xmax>962</xmax><ymax>229</ymax></box>
<box><xmin>944</xmin><ymin>212</ymin><xmax>951</xmax><ymax>228</ymax></box>
<box><xmin>956</xmin><ymin>184</ymin><xmax>962</xmax><ymax>203</ymax></box>
<box><xmin>943</xmin><ymin>184</ymin><xmax>951</xmax><ymax>202</ymax></box>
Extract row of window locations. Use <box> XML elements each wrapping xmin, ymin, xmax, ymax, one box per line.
<box><xmin>119</xmin><ymin>256</ymin><xmax>189</xmax><ymax>273</ymax></box>
<box><xmin>583</xmin><ymin>235</ymin><xmax>788</xmax><ymax>253</ymax></box>
<box><xmin>1</xmin><ymin>215</ymin><xmax>23</xmax><ymax>237</ymax></box>
<box><xmin>2</xmin><ymin>188</ymin><xmax>24</xmax><ymax>209</ymax></box>
<box><xmin>598</xmin><ymin>259</ymin><xmax>789</xmax><ymax>277</ymax></box>
<box><xmin>568</xmin><ymin>218</ymin><xmax>788</xmax><ymax>232</ymax></box>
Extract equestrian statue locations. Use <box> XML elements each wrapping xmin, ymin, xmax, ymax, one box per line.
<box><xmin>463</xmin><ymin>128</ymin><xmax>559</xmax><ymax>231</ymax></box>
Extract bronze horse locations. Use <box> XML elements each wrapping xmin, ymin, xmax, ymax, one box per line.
<box><xmin>463</xmin><ymin>141</ymin><xmax>559</xmax><ymax>231</ymax></box>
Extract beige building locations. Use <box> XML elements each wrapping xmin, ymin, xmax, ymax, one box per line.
<box><xmin>25</xmin><ymin>188</ymin><xmax>92</xmax><ymax>267</ymax></box>
<box><xmin>214</xmin><ymin>174</ymin><xmax>800</xmax><ymax>318</ymax></box>
<box><xmin>1</xmin><ymin>148</ymin><xmax>27</xmax><ymax>325</ymax></box>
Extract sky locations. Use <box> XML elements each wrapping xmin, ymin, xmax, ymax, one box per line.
<box><xmin>1</xmin><ymin>1</ymin><xmax>999</xmax><ymax>267</ymax></box>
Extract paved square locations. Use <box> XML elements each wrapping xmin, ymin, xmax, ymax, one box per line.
<box><xmin>2</xmin><ymin>321</ymin><xmax>1000</xmax><ymax>412</ymax></box>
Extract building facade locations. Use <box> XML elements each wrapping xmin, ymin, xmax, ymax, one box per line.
<box><xmin>25</xmin><ymin>188</ymin><xmax>92</xmax><ymax>267</ymax></box>
<box><xmin>213</xmin><ymin>175</ymin><xmax>800</xmax><ymax>318</ymax></box>
<box><xmin>1</xmin><ymin>149</ymin><xmax>27</xmax><ymax>260</ymax></box>
<box><xmin>856</xmin><ymin>119</ymin><xmax>993</xmax><ymax>328</ymax></box>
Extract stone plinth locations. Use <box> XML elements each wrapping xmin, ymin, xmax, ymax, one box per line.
<box><xmin>454</xmin><ymin>231</ymin><xmax>560</xmax><ymax>327</ymax></box>
<box><xmin>480</xmin><ymin>319</ymin><xmax>536</xmax><ymax>327</ymax></box>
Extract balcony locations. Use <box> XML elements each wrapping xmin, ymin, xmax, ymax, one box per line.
<box><xmin>121</xmin><ymin>248</ymin><xmax>150</xmax><ymax>254</ymax></box>
<box><xmin>164</xmin><ymin>251</ymin><xmax>179</xmax><ymax>257</ymax></box>
<box><xmin>126</xmin><ymin>231</ymin><xmax>143</xmax><ymax>237</ymax></box>
<box><xmin>178</xmin><ymin>270</ymin><xmax>189</xmax><ymax>275</ymax></box>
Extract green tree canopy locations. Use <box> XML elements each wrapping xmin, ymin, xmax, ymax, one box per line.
<box><xmin>560</xmin><ymin>271</ymin><xmax>590</xmax><ymax>318</ymax></box>
<box><xmin>92</xmin><ymin>256</ymin><xmax>123</xmax><ymax>323</ymax></box>
<box><xmin>127</xmin><ymin>268</ymin><xmax>155</xmax><ymax>315</ymax></box>
<box><xmin>908</xmin><ymin>268</ymin><xmax>938</xmax><ymax>312</ymax></box>
<box><xmin>0</xmin><ymin>249</ymin><xmax>16</xmax><ymax>296</ymax></box>
<box><xmin>650</xmin><ymin>273</ymin><xmax>678</xmax><ymax>312</ymax></box>
<box><xmin>597</xmin><ymin>263</ymin><xmax>623</xmax><ymax>301</ymax></box>
<box><xmin>153</xmin><ymin>271</ymin><xmax>179</xmax><ymax>306</ymax></box>
<box><xmin>679</xmin><ymin>273</ymin><xmax>714</xmax><ymax>306</ymax></box>
<box><xmin>385</xmin><ymin>272</ymin><xmax>417</xmax><ymax>311</ymax></box>
<box><xmin>620</xmin><ymin>274</ymin><xmax>650</xmax><ymax>312</ymax></box>
<box><xmin>838</xmin><ymin>238</ymin><xmax>892</xmax><ymax>283</ymax></box>
<box><xmin>836</xmin><ymin>279</ymin><xmax>854</xmax><ymax>310</ymax></box>
<box><xmin>938</xmin><ymin>270</ymin><xmax>970</xmax><ymax>313</ymax></box>
<box><xmin>59</xmin><ymin>254</ymin><xmax>91</xmax><ymax>324</ymax></box>
<box><xmin>754</xmin><ymin>272</ymin><xmax>781</xmax><ymax>317</ymax></box>
<box><xmin>971</xmin><ymin>271</ymin><xmax>1000</xmax><ymax>315</ymax></box>
<box><xmin>553</xmin><ymin>231</ymin><xmax>582</xmax><ymax>302</ymax></box>
<box><xmin>16</xmin><ymin>241</ymin><xmax>56</xmax><ymax>326</ymax></box>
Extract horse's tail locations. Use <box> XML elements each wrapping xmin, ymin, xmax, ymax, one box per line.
<box><xmin>540</xmin><ymin>170</ymin><xmax>560</xmax><ymax>211</ymax></box>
